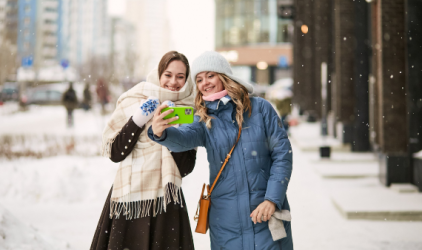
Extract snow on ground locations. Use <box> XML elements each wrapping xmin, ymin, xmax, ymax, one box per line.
<box><xmin>288</xmin><ymin>145</ymin><xmax>422</xmax><ymax>250</ymax></box>
<box><xmin>0</xmin><ymin>105</ymin><xmax>107</xmax><ymax>137</ymax></box>
<box><xmin>0</xmin><ymin>156</ymin><xmax>119</xmax><ymax>250</ymax></box>
<box><xmin>0</xmin><ymin>151</ymin><xmax>209</xmax><ymax>250</ymax></box>
<box><xmin>2</xmin><ymin>145</ymin><xmax>422</xmax><ymax>250</ymax></box>
<box><xmin>0</xmin><ymin>202</ymin><xmax>69</xmax><ymax>250</ymax></box>
<box><xmin>1</xmin><ymin>106</ymin><xmax>422</xmax><ymax>250</ymax></box>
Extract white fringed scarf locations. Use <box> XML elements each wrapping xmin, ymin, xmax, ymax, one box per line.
<box><xmin>101</xmin><ymin>69</ymin><xmax>195</xmax><ymax>219</ymax></box>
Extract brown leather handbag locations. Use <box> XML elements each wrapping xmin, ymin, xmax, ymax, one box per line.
<box><xmin>194</xmin><ymin>128</ymin><xmax>242</xmax><ymax>234</ymax></box>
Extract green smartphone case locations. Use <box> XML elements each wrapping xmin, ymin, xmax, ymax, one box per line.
<box><xmin>161</xmin><ymin>107</ymin><xmax>194</xmax><ymax>124</ymax></box>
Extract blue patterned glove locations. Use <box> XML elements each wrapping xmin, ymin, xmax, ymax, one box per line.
<box><xmin>132</xmin><ymin>96</ymin><xmax>160</xmax><ymax>127</ymax></box>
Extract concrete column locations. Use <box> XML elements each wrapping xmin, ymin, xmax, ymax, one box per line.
<box><xmin>405</xmin><ymin>0</ymin><xmax>422</xmax><ymax>154</ymax></box>
<box><xmin>405</xmin><ymin>0</ymin><xmax>422</xmax><ymax>189</ymax></box>
<box><xmin>373</xmin><ymin>0</ymin><xmax>410</xmax><ymax>186</ymax></box>
<box><xmin>332</xmin><ymin>0</ymin><xmax>356</xmax><ymax>143</ymax></box>
<box><xmin>377</xmin><ymin>0</ymin><xmax>408</xmax><ymax>154</ymax></box>
<box><xmin>352</xmin><ymin>0</ymin><xmax>370</xmax><ymax>152</ymax></box>
<box><xmin>313</xmin><ymin>0</ymin><xmax>332</xmax><ymax>123</ymax></box>
<box><xmin>293</xmin><ymin>0</ymin><xmax>317</xmax><ymax>116</ymax></box>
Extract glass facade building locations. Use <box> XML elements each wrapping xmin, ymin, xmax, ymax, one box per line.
<box><xmin>215</xmin><ymin>0</ymin><xmax>293</xmax><ymax>87</ymax></box>
<box><xmin>215</xmin><ymin>0</ymin><xmax>293</xmax><ymax>48</ymax></box>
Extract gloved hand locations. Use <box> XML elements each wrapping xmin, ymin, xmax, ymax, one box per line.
<box><xmin>162</xmin><ymin>100</ymin><xmax>179</xmax><ymax>128</ymax></box>
<box><xmin>132</xmin><ymin>96</ymin><xmax>160</xmax><ymax>127</ymax></box>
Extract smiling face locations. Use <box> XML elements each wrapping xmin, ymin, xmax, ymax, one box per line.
<box><xmin>159</xmin><ymin>60</ymin><xmax>187</xmax><ymax>91</ymax></box>
<box><xmin>196</xmin><ymin>71</ymin><xmax>225</xmax><ymax>96</ymax></box>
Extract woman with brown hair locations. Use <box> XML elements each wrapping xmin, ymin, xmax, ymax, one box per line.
<box><xmin>149</xmin><ymin>51</ymin><xmax>293</xmax><ymax>250</ymax></box>
<box><xmin>90</xmin><ymin>51</ymin><xmax>196</xmax><ymax>250</ymax></box>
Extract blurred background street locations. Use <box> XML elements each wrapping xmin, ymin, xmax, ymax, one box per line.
<box><xmin>0</xmin><ymin>0</ymin><xmax>422</xmax><ymax>249</ymax></box>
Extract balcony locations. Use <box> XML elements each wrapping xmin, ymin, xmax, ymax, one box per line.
<box><xmin>43</xmin><ymin>35</ymin><xmax>57</xmax><ymax>45</ymax></box>
<box><xmin>41</xmin><ymin>47</ymin><xmax>57</xmax><ymax>57</ymax></box>
<box><xmin>42</xmin><ymin>23</ymin><xmax>57</xmax><ymax>32</ymax></box>
<box><xmin>42</xmin><ymin>0</ymin><xmax>58</xmax><ymax>9</ymax></box>
<box><xmin>42</xmin><ymin>12</ymin><xmax>57</xmax><ymax>20</ymax></box>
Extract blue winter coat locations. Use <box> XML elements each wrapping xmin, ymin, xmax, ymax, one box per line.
<box><xmin>148</xmin><ymin>96</ymin><xmax>293</xmax><ymax>250</ymax></box>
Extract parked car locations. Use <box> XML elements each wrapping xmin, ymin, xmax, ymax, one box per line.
<box><xmin>26</xmin><ymin>82</ymin><xmax>84</xmax><ymax>106</ymax></box>
<box><xmin>0</xmin><ymin>82</ymin><xmax>19</xmax><ymax>102</ymax></box>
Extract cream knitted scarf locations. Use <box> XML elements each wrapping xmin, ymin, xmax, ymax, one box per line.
<box><xmin>101</xmin><ymin>69</ymin><xmax>195</xmax><ymax>219</ymax></box>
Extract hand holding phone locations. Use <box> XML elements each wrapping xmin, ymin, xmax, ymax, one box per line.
<box><xmin>161</xmin><ymin>106</ymin><xmax>194</xmax><ymax>124</ymax></box>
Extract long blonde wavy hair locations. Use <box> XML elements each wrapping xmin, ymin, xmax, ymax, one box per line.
<box><xmin>195</xmin><ymin>73</ymin><xmax>252</xmax><ymax>129</ymax></box>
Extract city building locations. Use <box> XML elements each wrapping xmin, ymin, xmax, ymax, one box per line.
<box><xmin>61</xmin><ymin>0</ymin><xmax>111</xmax><ymax>68</ymax></box>
<box><xmin>2</xmin><ymin>0</ymin><xmax>18</xmax><ymax>46</ymax></box>
<box><xmin>214</xmin><ymin>0</ymin><xmax>294</xmax><ymax>86</ymax></box>
<box><xmin>110</xmin><ymin>17</ymin><xmax>137</xmax><ymax>83</ymax></box>
<box><xmin>17</xmin><ymin>0</ymin><xmax>62</xmax><ymax>68</ymax></box>
<box><xmin>0</xmin><ymin>0</ymin><xmax>6</xmax><ymax>39</ymax></box>
<box><xmin>0</xmin><ymin>0</ymin><xmax>18</xmax><ymax>83</ymax></box>
<box><xmin>292</xmin><ymin>0</ymin><xmax>422</xmax><ymax>191</ymax></box>
<box><xmin>124</xmin><ymin>0</ymin><xmax>171</xmax><ymax>80</ymax></box>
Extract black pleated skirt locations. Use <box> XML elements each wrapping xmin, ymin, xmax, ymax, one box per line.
<box><xmin>90</xmin><ymin>187</ymin><xmax>195</xmax><ymax>250</ymax></box>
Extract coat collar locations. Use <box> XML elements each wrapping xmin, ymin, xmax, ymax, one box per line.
<box><xmin>205</xmin><ymin>95</ymin><xmax>232</xmax><ymax>111</ymax></box>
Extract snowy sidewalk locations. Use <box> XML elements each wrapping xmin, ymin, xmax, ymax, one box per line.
<box><xmin>1</xmin><ymin>143</ymin><xmax>422</xmax><ymax>249</ymax></box>
<box><xmin>0</xmin><ymin>105</ymin><xmax>109</xmax><ymax>158</ymax></box>
<box><xmin>0</xmin><ymin>105</ymin><xmax>108</xmax><ymax>137</ymax></box>
<box><xmin>289</xmin><ymin>122</ymin><xmax>351</xmax><ymax>152</ymax></box>
<box><xmin>1</xmin><ymin>108</ymin><xmax>422</xmax><ymax>249</ymax></box>
<box><xmin>289</xmin><ymin>122</ymin><xmax>422</xmax><ymax>222</ymax></box>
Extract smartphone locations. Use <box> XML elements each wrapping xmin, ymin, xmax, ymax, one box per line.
<box><xmin>161</xmin><ymin>106</ymin><xmax>194</xmax><ymax>124</ymax></box>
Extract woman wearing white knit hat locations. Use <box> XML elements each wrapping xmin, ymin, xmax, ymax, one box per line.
<box><xmin>91</xmin><ymin>51</ymin><xmax>196</xmax><ymax>250</ymax></box>
<box><xmin>149</xmin><ymin>51</ymin><xmax>294</xmax><ymax>250</ymax></box>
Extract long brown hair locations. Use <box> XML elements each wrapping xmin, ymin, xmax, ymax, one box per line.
<box><xmin>158</xmin><ymin>51</ymin><xmax>190</xmax><ymax>79</ymax></box>
<box><xmin>195</xmin><ymin>73</ymin><xmax>251</xmax><ymax>129</ymax></box>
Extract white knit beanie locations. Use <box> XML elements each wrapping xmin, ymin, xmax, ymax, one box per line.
<box><xmin>191</xmin><ymin>51</ymin><xmax>254</xmax><ymax>94</ymax></box>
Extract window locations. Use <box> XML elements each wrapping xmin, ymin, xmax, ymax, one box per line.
<box><xmin>277</xmin><ymin>21</ymin><xmax>293</xmax><ymax>43</ymax></box>
<box><xmin>216</xmin><ymin>0</ymin><xmax>291</xmax><ymax>47</ymax></box>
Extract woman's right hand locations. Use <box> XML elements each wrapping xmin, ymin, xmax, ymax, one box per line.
<box><xmin>151</xmin><ymin>103</ymin><xmax>179</xmax><ymax>137</ymax></box>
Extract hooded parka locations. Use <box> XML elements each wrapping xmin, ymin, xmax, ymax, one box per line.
<box><xmin>148</xmin><ymin>95</ymin><xmax>293</xmax><ymax>250</ymax></box>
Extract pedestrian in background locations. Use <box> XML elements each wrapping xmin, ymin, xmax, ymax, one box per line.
<box><xmin>265</xmin><ymin>79</ymin><xmax>293</xmax><ymax>133</ymax></box>
<box><xmin>82</xmin><ymin>82</ymin><xmax>92</xmax><ymax>111</ymax></box>
<box><xmin>96</xmin><ymin>78</ymin><xmax>109</xmax><ymax>114</ymax></box>
<box><xmin>274</xmin><ymin>96</ymin><xmax>292</xmax><ymax>132</ymax></box>
<box><xmin>91</xmin><ymin>51</ymin><xmax>196</xmax><ymax>250</ymax></box>
<box><xmin>61</xmin><ymin>82</ymin><xmax>78</xmax><ymax>128</ymax></box>
<box><xmin>149</xmin><ymin>51</ymin><xmax>293</xmax><ymax>250</ymax></box>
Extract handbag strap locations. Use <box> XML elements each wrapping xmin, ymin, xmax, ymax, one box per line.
<box><xmin>208</xmin><ymin>127</ymin><xmax>242</xmax><ymax>195</ymax></box>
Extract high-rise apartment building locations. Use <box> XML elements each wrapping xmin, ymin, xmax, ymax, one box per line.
<box><xmin>61</xmin><ymin>0</ymin><xmax>111</xmax><ymax>67</ymax></box>
<box><xmin>3</xmin><ymin>0</ymin><xmax>18</xmax><ymax>45</ymax></box>
<box><xmin>110</xmin><ymin>17</ymin><xmax>136</xmax><ymax>81</ymax></box>
<box><xmin>125</xmin><ymin>0</ymin><xmax>171</xmax><ymax>79</ymax></box>
<box><xmin>16</xmin><ymin>0</ymin><xmax>110</xmax><ymax>71</ymax></box>
<box><xmin>0</xmin><ymin>0</ymin><xmax>6</xmax><ymax>39</ymax></box>
<box><xmin>17</xmin><ymin>0</ymin><xmax>62</xmax><ymax>68</ymax></box>
<box><xmin>0</xmin><ymin>0</ymin><xmax>18</xmax><ymax>83</ymax></box>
